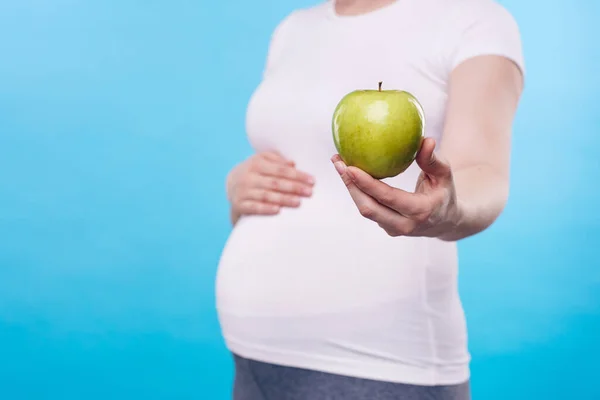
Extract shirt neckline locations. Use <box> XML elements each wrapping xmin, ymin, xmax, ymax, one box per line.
<box><xmin>325</xmin><ymin>0</ymin><xmax>402</xmax><ymax>22</ymax></box>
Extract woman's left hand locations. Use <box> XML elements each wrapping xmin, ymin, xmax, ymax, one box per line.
<box><xmin>331</xmin><ymin>137</ymin><xmax>461</xmax><ymax>238</ymax></box>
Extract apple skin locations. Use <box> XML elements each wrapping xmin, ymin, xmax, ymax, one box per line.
<box><xmin>332</xmin><ymin>83</ymin><xmax>425</xmax><ymax>179</ymax></box>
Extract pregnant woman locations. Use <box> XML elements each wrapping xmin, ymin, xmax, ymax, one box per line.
<box><xmin>216</xmin><ymin>0</ymin><xmax>525</xmax><ymax>398</ymax></box>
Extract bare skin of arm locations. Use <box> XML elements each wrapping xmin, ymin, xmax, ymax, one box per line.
<box><xmin>437</xmin><ymin>55</ymin><xmax>524</xmax><ymax>241</ymax></box>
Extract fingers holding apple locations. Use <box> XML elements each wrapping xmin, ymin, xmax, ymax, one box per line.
<box><xmin>331</xmin><ymin>154</ymin><xmax>416</xmax><ymax>235</ymax></box>
<box><xmin>414</xmin><ymin>137</ymin><xmax>453</xmax><ymax>186</ymax></box>
<box><xmin>332</xmin><ymin>150</ymin><xmax>457</xmax><ymax>237</ymax></box>
<box><xmin>332</xmin><ymin>154</ymin><xmax>425</xmax><ymax>236</ymax></box>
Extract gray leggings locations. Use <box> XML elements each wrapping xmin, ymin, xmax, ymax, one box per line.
<box><xmin>232</xmin><ymin>354</ymin><xmax>471</xmax><ymax>400</ymax></box>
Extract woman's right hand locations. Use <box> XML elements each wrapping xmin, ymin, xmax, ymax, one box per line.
<box><xmin>226</xmin><ymin>151</ymin><xmax>315</xmax><ymax>222</ymax></box>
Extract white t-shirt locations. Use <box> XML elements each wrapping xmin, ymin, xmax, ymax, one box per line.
<box><xmin>216</xmin><ymin>0</ymin><xmax>524</xmax><ymax>386</ymax></box>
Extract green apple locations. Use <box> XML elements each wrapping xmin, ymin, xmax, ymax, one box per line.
<box><xmin>332</xmin><ymin>82</ymin><xmax>425</xmax><ymax>179</ymax></box>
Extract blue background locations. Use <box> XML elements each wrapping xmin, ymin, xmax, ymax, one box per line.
<box><xmin>0</xmin><ymin>0</ymin><xmax>598</xmax><ymax>399</ymax></box>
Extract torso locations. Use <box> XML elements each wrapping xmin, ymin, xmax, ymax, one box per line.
<box><xmin>216</xmin><ymin>0</ymin><xmax>521</xmax><ymax>386</ymax></box>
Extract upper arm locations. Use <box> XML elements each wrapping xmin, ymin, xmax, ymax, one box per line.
<box><xmin>440</xmin><ymin>55</ymin><xmax>523</xmax><ymax>176</ymax></box>
<box><xmin>438</xmin><ymin>1</ymin><xmax>525</xmax><ymax>177</ymax></box>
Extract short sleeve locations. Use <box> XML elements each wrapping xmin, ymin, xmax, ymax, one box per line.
<box><xmin>449</xmin><ymin>1</ymin><xmax>525</xmax><ymax>78</ymax></box>
<box><xmin>262</xmin><ymin>11</ymin><xmax>298</xmax><ymax>77</ymax></box>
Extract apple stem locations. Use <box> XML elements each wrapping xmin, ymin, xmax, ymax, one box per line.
<box><xmin>378</xmin><ymin>81</ymin><xmax>382</xmax><ymax>91</ymax></box>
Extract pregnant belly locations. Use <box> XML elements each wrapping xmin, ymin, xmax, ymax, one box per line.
<box><xmin>215</xmin><ymin>190</ymin><xmax>451</xmax><ymax>317</ymax></box>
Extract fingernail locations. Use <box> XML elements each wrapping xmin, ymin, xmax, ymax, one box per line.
<box><xmin>333</xmin><ymin>161</ymin><xmax>346</xmax><ymax>175</ymax></box>
<box><xmin>302</xmin><ymin>186</ymin><xmax>313</xmax><ymax>196</ymax></box>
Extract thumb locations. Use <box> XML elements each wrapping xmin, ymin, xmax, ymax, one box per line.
<box><xmin>416</xmin><ymin>138</ymin><xmax>451</xmax><ymax>179</ymax></box>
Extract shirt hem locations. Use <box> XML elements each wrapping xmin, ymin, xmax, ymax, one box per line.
<box><xmin>224</xmin><ymin>336</ymin><xmax>470</xmax><ymax>387</ymax></box>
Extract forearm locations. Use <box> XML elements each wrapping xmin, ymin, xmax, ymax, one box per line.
<box><xmin>438</xmin><ymin>163</ymin><xmax>509</xmax><ymax>241</ymax></box>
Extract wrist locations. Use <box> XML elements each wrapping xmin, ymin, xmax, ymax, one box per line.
<box><xmin>230</xmin><ymin>207</ymin><xmax>242</xmax><ymax>226</ymax></box>
<box><xmin>225</xmin><ymin>172</ymin><xmax>235</xmax><ymax>203</ymax></box>
<box><xmin>435</xmin><ymin>198</ymin><xmax>466</xmax><ymax>242</ymax></box>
